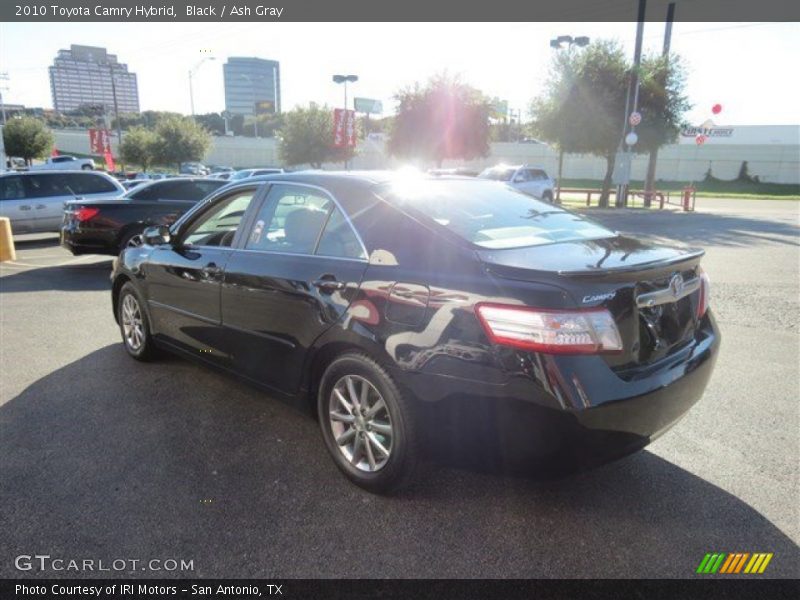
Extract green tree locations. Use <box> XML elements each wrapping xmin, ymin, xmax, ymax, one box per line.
<box><xmin>278</xmin><ymin>103</ymin><xmax>353</xmax><ymax>168</ymax></box>
<box><xmin>530</xmin><ymin>40</ymin><xmax>629</xmax><ymax>206</ymax></box>
<box><xmin>387</xmin><ymin>73</ymin><xmax>490</xmax><ymax>167</ymax></box>
<box><xmin>150</xmin><ymin>115</ymin><xmax>212</xmax><ymax>169</ymax></box>
<box><xmin>636</xmin><ymin>53</ymin><xmax>691</xmax><ymax>195</ymax></box>
<box><xmin>2</xmin><ymin>117</ymin><xmax>55</xmax><ymax>165</ymax></box>
<box><xmin>119</xmin><ymin>126</ymin><xmax>159</xmax><ymax>171</ymax></box>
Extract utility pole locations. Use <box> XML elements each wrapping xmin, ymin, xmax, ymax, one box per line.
<box><xmin>645</xmin><ymin>1</ymin><xmax>676</xmax><ymax>206</ymax></box>
<box><xmin>0</xmin><ymin>72</ymin><xmax>10</xmax><ymax>125</ymax></box>
<box><xmin>616</xmin><ymin>0</ymin><xmax>646</xmax><ymax>208</ymax></box>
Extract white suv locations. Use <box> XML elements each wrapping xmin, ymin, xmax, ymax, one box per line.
<box><xmin>478</xmin><ymin>164</ymin><xmax>555</xmax><ymax>202</ymax></box>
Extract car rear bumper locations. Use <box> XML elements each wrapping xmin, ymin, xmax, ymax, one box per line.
<box><xmin>60</xmin><ymin>226</ymin><xmax>117</xmax><ymax>256</ymax></box>
<box><xmin>395</xmin><ymin>313</ymin><xmax>719</xmax><ymax>463</ymax></box>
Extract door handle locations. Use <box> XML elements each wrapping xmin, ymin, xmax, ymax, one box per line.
<box><xmin>19</xmin><ymin>205</ymin><xmax>32</xmax><ymax>211</ymax></box>
<box><xmin>35</xmin><ymin>204</ymin><xmax>47</xmax><ymax>209</ymax></box>
<box><xmin>313</xmin><ymin>278</ymin><xmax>346</xmax><ymax>292</ymax></box>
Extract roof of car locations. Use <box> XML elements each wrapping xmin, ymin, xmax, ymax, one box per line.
<box><xmin>241</xmin><ymin>170</ymin><xmax>477</xmax><ymax>189</ymax></box>
<box><xmin>0</xmin><ymin>170</ymin><xmax>117</xmax><ymax>178</ymax></box>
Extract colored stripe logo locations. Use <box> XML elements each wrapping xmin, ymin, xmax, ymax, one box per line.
<box><xmin>696</xmin><ymin>552</ymin><xmax>773</xmax><ymax>574</ymax></box>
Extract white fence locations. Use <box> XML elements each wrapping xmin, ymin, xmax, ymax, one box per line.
<box><xmin>53</xmin><ymin>129</ymin><xmax>800</xmax><ymax>184</ymax></box>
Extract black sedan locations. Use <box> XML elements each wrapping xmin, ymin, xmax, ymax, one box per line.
<box><xmin>61</xmin><ymin>178</ymin><xmax>227</xmax><ymax>255</ymax></box>
<box><xmin>110</xmin><ymin>171</ymin><xmax>719</xmax><ymax>493</ymax></box>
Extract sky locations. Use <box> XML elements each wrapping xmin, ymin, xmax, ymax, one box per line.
<box><xmin>1</xmin><ymin>21</ymin><xmax>798</xmax><ymax>126</ymax></box>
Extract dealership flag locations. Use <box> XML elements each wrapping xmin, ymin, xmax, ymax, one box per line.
<box><xmin>333</xmin><ymin>109</ymin><xmax>357</xmax><ymax>148</ymax></box>
<box><xmin>104</xmin><ymin>151</ymin><xmax>115</xmax><ymax>172</ymax></box>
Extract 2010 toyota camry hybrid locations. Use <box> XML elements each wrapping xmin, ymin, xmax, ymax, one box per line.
<box><xmin>110</xmin><ymin>171</ymin><xmax>719</xmax><ymax>493</ymax></box>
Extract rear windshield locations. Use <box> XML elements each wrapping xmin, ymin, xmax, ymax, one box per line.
<box><xmin>382</xmin><ymin>179</ymin><xmax>616</xmax><ymax>250</ymax></box>
<box><xmin>478</xmin><ymin>168</ymin><xmax>515</xmax><ymax>182</ymax></box>
<box><xmin>25</xmin><ymin>173</ymin><xmax>119</xmax><ymax>197</ymax></box>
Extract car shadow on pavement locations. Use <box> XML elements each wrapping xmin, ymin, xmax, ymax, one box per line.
<box><xmin>579</xmin><ymin>208</ymin><xmax>799</xmax><ymax>248</ymax></box>
<box><xmin>1</xmin><ymin>344</ymin><xmax>798</xmax><ymax>579</ymax></box>
<box><xmin>0</xmin><ymin>260</ymin><xmax>113</xmax><ymax>293</ymax></box>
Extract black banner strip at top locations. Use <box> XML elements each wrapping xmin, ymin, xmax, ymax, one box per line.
<box><xmin>3</xmin><ymin>579</ymin><xmax>800</xmax><ymax>600</ymax></box>
<box><xmin>2</xmin><ymin>0</ymin><xmax>800</xmax><ymax>22</ymax></box>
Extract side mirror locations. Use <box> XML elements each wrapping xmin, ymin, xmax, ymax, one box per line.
<box><xmin>143</xmin><ymin>225</ymin><xmax>171</xmax><ymax>246</ymax></box>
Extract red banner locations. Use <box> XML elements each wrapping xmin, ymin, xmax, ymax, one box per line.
<box><xmin>333</xmin><ymin>109</ymin><xmax>357</xmax><ymax>148</ymax></box>
<box><xmin>89</xmin><ymin>128</ymin><xmax>112</xmax><ymax>155</ymax></box>
<box><xmin>104</xmin><ymin>151</ymin><xmax>116</xmax><ymax>172</ymax></box>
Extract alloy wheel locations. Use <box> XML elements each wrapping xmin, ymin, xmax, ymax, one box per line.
<box><xmin>328</xmin><ymin>374</ymin><xmax>393</xmax><ymax>472</ymax></box>
<box><xmin>121</xmin><ymin>294</ymin><xmax>145</xmax><ymax>351</ymax></box>
<box><xmin>126</xmin><ymin>234</ymin><xmax>144</xmax><ymax>248</ymax></box>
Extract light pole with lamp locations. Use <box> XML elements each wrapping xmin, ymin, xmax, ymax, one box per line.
<box><xmin>332</xmin><ymin>74</ymin><xmax>358</xmax><ymax>169</ymax></box>
<box><xmin>549</xmin><ymin>35</ymin><xmax>589</xmax><ymax>203</ymax></box>
<box><xmin>188</xmin><ymin>56</ymin><xmax>216</xmax><ymax>118</ymax></box>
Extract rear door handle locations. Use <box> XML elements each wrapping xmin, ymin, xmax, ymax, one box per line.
<box><xmin>35</xmin><ymin>204</ymin><xmax>47</xmax><ymax>209</ymax></box>
<box><xmin>313</xmin><ymin>278</ymin><xmax>346</xmax><ymax>292</ymax></box>
<box><xmin>19</xmin><ymin>205</ymin><xmax>31</xmax><ymax>211</ymax></box>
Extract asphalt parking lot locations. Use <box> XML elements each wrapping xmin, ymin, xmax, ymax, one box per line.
<box><xmin>1</xmin><ymin>198</ymin><xmax>798</xmax><ymax>578</ymax></box>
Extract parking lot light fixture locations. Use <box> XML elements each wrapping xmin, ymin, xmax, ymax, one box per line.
<box><xmin>189</xmin><ymin>56</ymin><xmax>216</xmax><ymax>117</ymax></box>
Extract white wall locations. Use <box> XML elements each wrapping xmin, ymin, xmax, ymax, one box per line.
<box><xmin>52</xmin><ymin>129</ymin><xmax>800</xmax><ymax>184</ymax></box>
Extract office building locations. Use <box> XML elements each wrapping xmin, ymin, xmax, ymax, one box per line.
<box><xmin>223</xmin><ymin>57</ymin><xmax>281</xmax><ymax>116</ymax></box>
<box><xmin>49</xmin><ymin>45</ymin><xmax>140</xmax><ymax>114</ymax></box>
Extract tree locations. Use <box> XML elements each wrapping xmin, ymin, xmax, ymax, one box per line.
<box><xmin>119</xmin><ymin>126</ymin><xmax>159</xmax><ymax>171</ymax></box>
<box><xmin>2</xmin><ymin>117</ymin><xmax>55</xmax><ymax>165</ymax></box>
<box><xmin>387</xmin><ymin>73</ymin><xmax>490</xmax><ymax>167</ymax></box>
<box><xmin>530</xmin><ymin>40</ymin><xmax>628</xmax><ymax>206</ymax></box>
<box><xmin>636</xmin><ymin>53</ymin><xmax>691</xmax><ymax>196</ymax></box>
<box><xmin>278</xmin><ymin>103</ymin><xmax>353</xmax><ymax>168</ymax></box>
<box><xmin>150</xmin><ymin>115</ymin><xmax>212</xmax><ymax>169</ymax></box>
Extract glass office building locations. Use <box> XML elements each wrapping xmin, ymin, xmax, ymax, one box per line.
<box><xmin>49</xmin><ymin>45</ymin><xmax>140</xmax><ymax>114</ymax></box>
<box><xmin>223</xmin><ymin>57</ymin><xmax>281</xmax><ymax>116</ymax></box>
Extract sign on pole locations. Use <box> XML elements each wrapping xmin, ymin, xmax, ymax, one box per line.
<box><xmin>89</xmin><ymin>128</ymin><xmax>112</xmax><ymax>155</ymax></box>
<box><xmin>255</xmin><ymin>100</ymin><xmax>276</xmax><ymax>115</ymax></box>
<box><xmin>333</xmin><ymin>109</ymin><xmax>357</xmax><ymax>148</ymax></box>
<box><xmin>354</xmin><ymin>98</ymin><xmax>383</xmax><ymax>115</ymax></box>
<box><xmin>628</xmin><ymin>111</ymin><xmax>642</xmax><ymax>126</ymax></box>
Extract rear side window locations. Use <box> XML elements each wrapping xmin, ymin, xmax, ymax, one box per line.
<box><xmin>0</xmin><ymin>177</ymin><xmax>26</xmax><ymax>200</ymax></box>
<box><xmin>383</xmin><ymin>179</ymin><xmax>615</xmax><ymax>250</ymax></box>
<box><xmin>527</xmin><ymin>169</ymin><xmax>548</xmax><ymax>181</ymax></box>
<box><xmin>478</xmin><ymin>168</ymin><xmax>515</xmax><ymax>182</ymax></box>
<box><xmin>23</xmin><ymin>174</ymin><xmax>71</xmax><ymax>198</ymax></box>
<box><xmin>316</xmin><ymin>206</ymin><xmax>366</xmax><ymax>259</ymax></box>
<box><xmin>63</xmin><ymin>173</ymin><xmax>119</xmax><ymax>195</ymax></box>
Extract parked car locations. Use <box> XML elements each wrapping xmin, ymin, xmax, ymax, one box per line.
<box><xmin>121</xmin><ymin>180</ymin><xmax>149</xmax><ymax>191</ymax></box>
<box><xmin>207</xmin><ymin>172</ymin><xmax>232</xmax><ymax>181</ymax></box>
<box><xmin>179</xmin><ymin>162</ymin><xmax>210</xmax><ymax>176</ymax></box>
<box><xmin>29</xmin><ymin>155</ymin><xmax>96</xmax><ymax>171</ymax></box>
<box><xmin>110</xmin><ymin>171</ymin><xmax>718</xmax><ymax>493</ymax></box>
<box><xmin>210</xmin><ymin>166</ymin><xmax>234</xmax><ymax>174</ymax></box>
<box><xmin>61</xmin><ymin>177</ymin><xmax>226</xmax><ymax>254</ymax></box>
<box><xmin>229</xmin><ymin>168</ymin><xmax>284</xmax><ymax>181</ymax></box>
<box><xmin>0</xmin><ymin>171</ymin><xmax>124</xmax><ymax>234</ymax></box>
<box><xmin>428</xmin><ymin>167</ymin><xmax>479</xmax><ymax>177</ymax></box>
<box><xmin>478</xmin><ymin>164</ymin><xmax>555</xmax><ymax>202</ymax></box>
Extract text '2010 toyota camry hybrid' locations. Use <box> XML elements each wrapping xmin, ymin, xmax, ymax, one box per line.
<box><xmin>111</xmin><ymin>171</ymin><xmax>719</xmax><ymax>493</ymax></box>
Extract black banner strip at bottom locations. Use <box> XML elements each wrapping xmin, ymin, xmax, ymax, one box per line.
<box><xmin>2</xmin><ymin>579</ymin><xmax>799</xmax><ymax>600</ymax></box>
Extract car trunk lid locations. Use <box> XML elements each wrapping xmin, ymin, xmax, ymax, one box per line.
<box><xmin>477</xmin><ymin>236</ymin><xmax>706</xmax><ymax>370</ymax></box>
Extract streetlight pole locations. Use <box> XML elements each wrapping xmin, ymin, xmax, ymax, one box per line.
<box><xmin>333</xmin><ymin>74</ymin><xmax>358</xmax><ymax>170</ymax></box>
<box><xmin>549</xmin><ymin>35</ymin><xmax>589</xmax><ymax>203</ymax></box>
<box><xmin>189</xmin><ymin>56</ymin><xmax>216</xmax><ymax>118</ymax></box>
<box><xmin>100</xmin><ymin>62</ymin><xmax>123</xmax><ymax>169</ymax></box>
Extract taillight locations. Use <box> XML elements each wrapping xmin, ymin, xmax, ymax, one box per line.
<box><xmin>475</xmin><ymin>302</ymin><xmax>623</xmax><ymax>355</ymax></box>
<box><xmin>697</xmin><ymin>267</ymin><xmax>711</xmax><ymax>318</ymax></box>
<box><xmin>74</xmin><ymin>207</ymin><xmax>99</xmax><ymax>222</ymax></box>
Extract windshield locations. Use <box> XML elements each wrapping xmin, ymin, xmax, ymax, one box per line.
<box><xmin>382</xmin><ymin>179</ymin><xmax>616</xmax><ymax>250</ymax></box>
<box><xmin>478</xmin><ymin>167</ymin><xmax>515</xmax><ymax>182</ymax></box>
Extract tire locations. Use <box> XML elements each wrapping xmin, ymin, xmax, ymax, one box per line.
<box><xmin>541</xmin><ymin>191</ymin><xmax>554</xmax><ymax>203</ymax></box>
<box><xmin>119</xmin><ymin>229</ymin><xmax>145</xmax><ymax>252</ymax></box>
<box><xmin>117</xmin><ymin>282</ymin><xmax>156</xmax><ymax>361</ymax></box>
<box><xmin>81</xmin><ymin>164</ymin><xmax>93</xmax><ymax>170</ymax></box>
<box><xmin>317</xmin><ymin>353</ymin><xmax>421</xmax><ymax>494</ymax></box>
